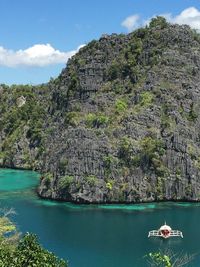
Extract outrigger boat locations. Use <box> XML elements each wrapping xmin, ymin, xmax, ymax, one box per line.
<box><xmin>148</xmin><ymin>222</ymin><xmax>183</xmax><ymax>239</ymax></box>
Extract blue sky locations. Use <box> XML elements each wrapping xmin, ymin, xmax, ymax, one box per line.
<box><xmin>0</xmin><ymin>0</ymin><xmax>200</xmax><ymax>85</ymax></box>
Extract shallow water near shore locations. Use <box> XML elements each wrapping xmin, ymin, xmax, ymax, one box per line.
<box><xmin>0</xmin><ymin>168</ymin><xmax>199</xmax><ymax>266</ymax></box>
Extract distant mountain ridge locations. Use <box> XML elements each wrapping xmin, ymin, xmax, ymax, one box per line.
<box><xmin>1</xmin><ymin>17</ymin><xmax>200</xmax><ymax>203</ymax></box>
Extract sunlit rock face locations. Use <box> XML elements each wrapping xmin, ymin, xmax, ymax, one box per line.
<box><xmin>2</xmin><ymin>18</ymin><xmax>200</xmax><ymax>203</ymax></box>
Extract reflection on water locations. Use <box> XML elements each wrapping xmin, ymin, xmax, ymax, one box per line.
<box><xmin>0</xmin><ymin>168</ymin><xmax>200</xmax><ymax>267</ymax></box>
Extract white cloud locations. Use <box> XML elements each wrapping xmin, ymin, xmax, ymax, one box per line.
<box><xmin>121</xmin><ymin>14</ymin><xmax>140</xmax><ymax>32</ymax></box>
<box><xmin>167</xmin><ymin>7</ymin><xmax>200</xmax><ymax>31</ymax></box>
<box><xmin>122</xmin><ymin>7</ymin><xmax>200</xmax><ymax>32</ymax></box>
<box><xmin>0</xmin><ymin>43</ymin><xmax>85</xmax><ymax>67</ymax></box>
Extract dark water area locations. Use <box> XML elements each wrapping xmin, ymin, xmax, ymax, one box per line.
<box><xmin>0</xmin><ymin>168</ymin><xmax>199</xmax><ymax>266</ymax></box>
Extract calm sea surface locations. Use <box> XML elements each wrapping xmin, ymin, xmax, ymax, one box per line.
<box><xmin>0</xmin><ymin>169</ymin><xmax>199</xmax><ymax>267</ymax></box>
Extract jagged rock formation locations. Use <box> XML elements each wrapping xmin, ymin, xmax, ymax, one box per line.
<box><xmin>1</xmin><ymin>17</ymin><xmax>200</xmax><ymax>203</ymax></box>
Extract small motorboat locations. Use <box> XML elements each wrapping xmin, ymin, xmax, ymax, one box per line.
<box><xmin>148</xmin><ymin>222</ymin><xmax>183</xmax><ymax>239</ymax></box>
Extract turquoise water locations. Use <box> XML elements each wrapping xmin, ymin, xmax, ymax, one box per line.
<box><xmin>0</xmin><ymin>169</ymin><xmax>200</xmax><ymax>266</ymax></box>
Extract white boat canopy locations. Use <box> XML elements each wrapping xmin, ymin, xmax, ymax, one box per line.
<box><xmin>148</xmin><ymin>222</ymin><xmax>183</xmax><ymax>238</ymax></box>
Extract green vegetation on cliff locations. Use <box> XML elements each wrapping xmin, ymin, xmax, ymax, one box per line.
<box><xmin>1</xmin><ymin>17</ymin><xmax>200</xmax><ymax>203</ymax></box>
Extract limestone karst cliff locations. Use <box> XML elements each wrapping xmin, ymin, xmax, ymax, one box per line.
<box><xmin>1</xmin><ymin>17</ymin><xmax>200</xmax><ymax>203</ymax></box>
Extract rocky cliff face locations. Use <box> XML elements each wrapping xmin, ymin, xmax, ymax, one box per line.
<box><xmin>1</xmin><ymin>17</ymin><xmax>200</xmax><ymax>203</ymax></box>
